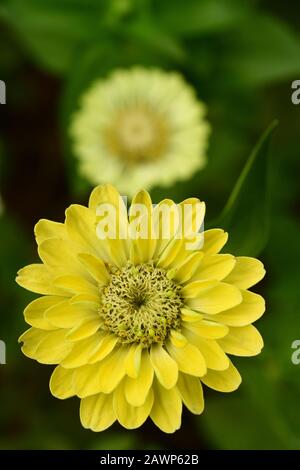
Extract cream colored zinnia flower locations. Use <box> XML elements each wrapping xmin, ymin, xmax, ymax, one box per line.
<box><xmin>70</xmin><ymin>67</ymin><xmax>210</xmax><ymax>197</ymax></box>
<box><xmin>17</xmin><ymin>185</ymin><xmax>265</xmax><ymax>433</ymax></box>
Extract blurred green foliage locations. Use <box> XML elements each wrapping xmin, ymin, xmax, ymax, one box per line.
<box><xmin>0</xmin><ymin>0</ymin><xmax>300</xmax><ymax>450</ymax></box>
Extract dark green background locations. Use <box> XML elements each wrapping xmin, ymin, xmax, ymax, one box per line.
<box><xmin>0</xmin><ymin>0</ymin><xmax>299</xmax><ymax>450</ymax></box>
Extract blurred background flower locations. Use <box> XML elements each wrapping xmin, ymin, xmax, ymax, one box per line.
<box><xmin>0</xmin><ymin>0</ymin><xmax>300</xmax><ymax>450</ymax></box>
<box><xmin>70</xmin><ymin>68</ymin><xmax>209</xmax><ymax>196</ymax></box>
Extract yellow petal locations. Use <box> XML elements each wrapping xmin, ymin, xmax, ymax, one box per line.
<box><xmin>61</xmin><ymin>332</ymin><xmax>106</xmax><ymax>368</ymax></box>
<box><xmin>16</xmin><ymin>264</ymin><xmax>68</xmax><ymax>296</ymax></box>
<box><xmin>125</xmin><ymin>343</ymin><xmax>142</xmax><ymax>378</ymax></box>
<box><xmin>177</xmin><ymin>373</ymin><xmax>204</xmax><ymax>415</ymax></box>
<box><xmin>224</xmin><ymin>256</ymin><xmax>265</xmax><ymax>289</ymax></box>
<box><xmin>180</xmin><ymin>307</ymin><xmax>204</xmax><ymax>322</ymax></box>
<box><xmin>73</xmin><ymin>362</ymin><xmax>102</xmax><ymax>398</ymax></box>
<box><xmin>191</xmin><ymin>254</ymin><xmax>236</xmax><ymax>282</ymax></box>
<box><xmin>98</xmin><ymin>347</ymin><xmax>127</xmax><ymax>393</ymax></box>
<box><xmin>38</xmin><ymin>238</ymin><xmax>91</xmax><ymax>280</ymax></box>
<box><xmin>174</xmin><ymin>252</ymin><xmax>204</xmax><ymax>284</ymax></box>
<box><xmin>150</xmin><ymin>344</ymin><xmax>178</xmax><ymax>389</ymax></box>
<box><xmin>201</xmin><ymin>360</ymin><xmax>241</xmax><ymax>392</ymax></box>
<box><xmin>91</xmin><ymin>184</ymin><xmax>129</xmax><ymax>265</ymax></box>
<box><xmin>150</xmin><ymin>380</ymin><xmax>182</xmax><ymax>433</ymax></box>
<box><xmin>177</xmin><ymin>198</ymin><xmax>206</xmax><ymax>239</ymax></box>
<box><xmin>182</xmin><ymin>280</ymin><xmax>242</xmax><ymax>314</ymax></box>
<box><xmin>80</xmin><ymin>393</ymin><xmax>116</xmax><ymax>431</ymax></box>
<box><xmin>114</xmin><ymin>382</ymin><xmax>153</xmax><ymax>429</ymax></box>
<box><xmin>170</xmin><ymin>330</ymin><xmax>187</xmax><ymax>348</ymax></box>
<box><xmin>184</xmin><ymin>319</ymin><xmax>229</xmax><ymax>339</ymax></box>
<box><xmin>156</xmin><ymin>238</ymin><xmax>184</xmax><ymax>269</ymax></box>
<box><xmin>66</xmin><ymin>318</ymin><xmax>101</xmax><ymax>341</ymax></box>
<box><xmin>167</xmin><ymin>341</ymin><xmax>206</xmax><ymax>377</ymax></box>
<box><xmin>88</xmin><ymin>334</ymin><xmax>119</xmax><ymax>363</ymax></box>
<box><xmin>202</xmin><ymin>229</ymin><xmax>228</xmax><ymax>254</ymax></box>
<box><xmin>53</xmin><ymin>274</ymin><xmax>99</xmax><ymax>296</ymax></box>
<box><xmin>18</xmin><ymin>328</ymin><xmax>46</xmax><ymax>357</ymax></box>
<box><xmin>152</xmin><ymin>199</ymin><xmax>179</xmax><ymax>258</ymax></box>
<box><xmin>211</xmin><ymin>290</ymin><xmax>265</xmax><ymax>326</ymax></box>
<box><xmin>34</xmin><ymin>330</ymin><xmax>72</xmax><ymax>364</ymax></box>
<box><xmin>129</xmin><ymin>190</ymin><xmax>156</xmax><ymax>263</ymax></box>
<box><xmin>125</xmin><ymin>350</ymin><xmax>154</xmax><ymax>406</ymax></box>
<box><xmin>65</xmin><ymin>204</ymin><xmax>105</xmax><ymax>258</ymax></box>
<box><xmin>218</xmin><ymin>325</ymin><xmax>264</xmax><ymax>356</ymax></box>
<box><xmin>24</xmin><ymin>295</ymin><xmax>65</xmax><ymax>330</ymax></box>
<box><xmin>34</xmin><ymin>219</ymin><xmax>66</xmax><ymax>245</ymax></box>
<box><xmin>77</xmin><ymin>253</ymin><xmax>110</xmax><ymax>285</ymax></box>
<box><xmin>45</xmin><ymin>300</ymin><xmax>97</xmax><ymax>328</ymax></box>
<box><xmin>70</xmin><ymin>293</ymin><xmax>100</xmax><ymax>308</ymax></box>
<box><xmin>50</xmin><ymin>365</ymin><xmax>75</xmax><ymax>399</ymax></box>
<box><xmin>185</xmin><ymin>329</ymin><xmax>230</xmax><ymax>371</ymax></box>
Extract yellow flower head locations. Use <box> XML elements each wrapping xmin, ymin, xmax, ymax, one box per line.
<box><xmin>70</xmin><ymin>67</ymin><xmax>210</xmax><ymax>196</ymax></box>
<box><xmin>17</xmin><ymin>185</ymin><xmax>265</xmax><ymax>433</ymax></box>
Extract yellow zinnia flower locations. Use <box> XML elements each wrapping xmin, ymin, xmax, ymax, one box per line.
<box><xmin>16</xmin><ymin>185</ymin><xmax>265</xmax><ymax>433</ymax></box>
<box><xmin>70</xmin><ymin>67</ymin><xmax>210</xmax><ymax>197</ymax></box>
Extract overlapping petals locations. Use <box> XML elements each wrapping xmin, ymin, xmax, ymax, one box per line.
<box><xmin>17</xmin><ymin>184</ymin><xmax>265</xmax><ymax>433</ymax></box>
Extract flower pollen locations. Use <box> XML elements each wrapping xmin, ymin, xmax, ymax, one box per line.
<box><xmin>101</xmin><ymin>262</ymin><xmax>182</xmax><ymax>347</ymax></box>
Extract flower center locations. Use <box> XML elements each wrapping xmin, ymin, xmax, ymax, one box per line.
<box><xmin>103</xmin><ymin>105</ymin><xmax>169</xmax><ymax>163</ymax></box>
<box><xmin>101</xmin><ymin>262</ymin><xmax>182</xmax><ymax>347</ymax></box>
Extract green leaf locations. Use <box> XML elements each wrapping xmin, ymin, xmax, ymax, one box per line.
<box><xmin>208</xmin><ymin>121</ymin><xmax>278</xmax><ymax>257</ymax></box>
<box><xmin>223</xmin><ymin>15</ymin><xmax>300</xmax><ymax>87</ymax></box>
<box><xmin>152</xmin><ymin>0</ymin><xmax>252</xmax><ymax>37</ymax></box>
<box><xmin>2</xmin><ymin>0</ymin><xmax>109</xmax><ymax>74</ymax></box>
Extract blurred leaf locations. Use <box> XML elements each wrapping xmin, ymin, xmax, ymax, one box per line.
<box><xmin>2</xmin><ymin>0</ymin><xmax>109</xmax><ymax>74</ymax></box>
<box><xmin>208</xmin><ymin>121</ymin><xmax>278</xmax><ymax>257</ymax></box>
<box><xmin>224</xmin><ymin>15</ymin><xmax>300</xmax><ymax>87</ymax></box>
<box><xmin>152</xmin><ymin>0</ymin><xmax>252</xmax><ymax>37</ymax></box>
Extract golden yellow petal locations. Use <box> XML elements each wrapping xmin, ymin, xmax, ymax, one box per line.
<box><xmin>218</xmin><ymin>325</ymin><xmax>264</xmax><ymax>356</ymax></box>
<box><xmin>184</xmin><ymin>319</ymin><xmax>229</xmax><ymax>339</ymax></box>
<box><xmin>191</xmin><ymin>254</ymin><xmax>236</xmax><ymax>282</ymax></box>
<box><xmin>61</xmin><ymin>332</ymin><xmax>106</xmax><ymax>368</ymax></box>
<box><xmin>73</xmin><ymin>362</ymin><xmax>102</xmax><ymax>398</ymax></box>
<box><xmin>16</xmin><ymin>264</ymin><xmax>68</xmax><ymax>296</ymax></box>
<box><xmin>182</xmin><ymin>280</ymin><xmax>242</xmax><ymax>314</ymax></box>
<box><xmin>125</xmin><ymin>350</ymin><xmax>154</xmax><ymax>406</ymax></box>
<box><xmin>80</xmin><ymin>393</ymin><xmax>116</xmax><ymax>431</ymax></box>
<box><xmin>150</xmin><ymin>344</ymin><xmax>178</xmax><ymax>389</ymax></box>
<box><xmin>202</xmin><ymin>229</ymin><xmax>228</xmax><ymax>254</ymax></box>
<box><xmin>66</xmin><ymin>318</ymin><xmax>101</xmax><ymax>341</ymax></box>
<box><xmin>167</xmin><ymin>341</ymin><xmax>206</xmax><ymax>377</ymax></box>
<box><xmin>97</xmin><ymin>347</ymin><xmax>128</xmax><ymax>394</ymax></box>
<box><xmin>88</xmin><ymin>334</ymin><xmax>119</xmax><ymax>363</ymax></box>
<box><xmin>224</xmin><ymin>256</ymin><xmax>265</xmax><ymax>289</ymax></box>
<box><xmin>185</xmin><ymin>329</ymin><xmax>230</xmax><ymax>371</ymax></box>
<box><xmin>34</xmin><ymin>219</ymin><xmax>66</xmax><ymax>245</ymax></box>
<box><xmin>177</xmin><ymin>373</ymin><xmax>204</xmax><ymax>415</ymax></box>
<box><xmin>211</xmin><ymin>290</ymin><xmax>265</xmax><ymax>327</ymax></box>
<box><xmin>150</xmin><ymin>380</ymin><xmax>182</xmax><ymax>433</ymax></box>
<box><xmin>50</xmin><ymin>365</ymin><xmax>75</xmax><ymax>399</ymax></box>
<box><xmin>201</xmin><ymin>360</ymin><xmax>241</xmax><ymax>392</ymax></box>
<box><xmin>77</xmin><ymin>253</ymin><xmax>110</xmax><ymax>285</ymax></box>
<box><xmin>24</xmin><ymin>295</ymin><xmax>65</xmax><ymax>330</ymax></box>
<box><xmin>53</xmin><ymin>274</ymin><xmax>99</xmax><ymax>296</ymax></box>
<box><xmin>174</xmin><ymin>252</ymin><xmax>204</xmax><ymax>284</ymax></box>
<box><xmin>125</xmin><ymin>343</ymin><xmax>142</xmax><ymax>378</ymax></box>
<box><xmin>114</xmin><ymin>381</ymin><xmax>153</xmax><ymax>429</ymax></box>
<box><xmin>45</xmin><ymin>299</ymin><xmax>97</xmax><ymax>329</ymax></box>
